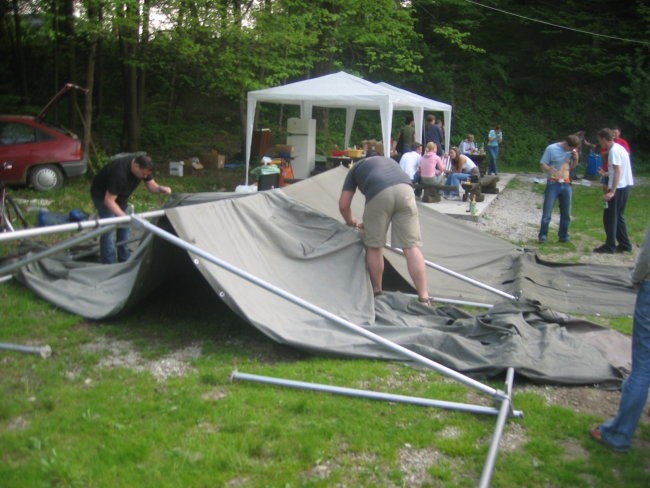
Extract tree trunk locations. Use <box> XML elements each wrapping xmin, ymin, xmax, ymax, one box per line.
<box><xmin>11</xmin><ymin>0</ymin><xmax>28</xmax><ymax>102</ymax></box>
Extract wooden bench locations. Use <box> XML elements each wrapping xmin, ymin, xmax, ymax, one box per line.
<box><xmin>460</xmin><ymin>175</ymin><xmax>500</xmax><ymax>202</ymax></box>
<box><xmin>414</xmin><ymin>183</ymin><xmax>459</xmax><ymax>203</ymax></box>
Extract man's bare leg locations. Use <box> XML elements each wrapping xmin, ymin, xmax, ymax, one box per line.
<box><xmin>365</xmin><ymin>247</ymin><xmax>384</xmax><ymax>295</ymax></box>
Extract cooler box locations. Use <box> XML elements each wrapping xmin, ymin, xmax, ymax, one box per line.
<box><xmin>586</xmin><ymin>153</ymin><xmax>601</xmax><ymax>177</ymax></box>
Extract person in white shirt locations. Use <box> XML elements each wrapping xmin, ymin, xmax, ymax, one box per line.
<box><xmin>459</xmin><ymin>134</ymin><xmax>477</xmax><ymax>155</ymax></box>
<box><xmin>594</xmin><ymin>128</ymin><xmax>634</xmax><ymax>254</ymax></box>
<box><xmin>398</xmin><ymin>142</ymin><xmax>423</xmax><ymax>182</ymax></box>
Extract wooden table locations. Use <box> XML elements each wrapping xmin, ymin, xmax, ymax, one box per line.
<box><xmin>466</xmin><ymin>153</ymin><xmax>487</xmax><ymax>176</ymax></box>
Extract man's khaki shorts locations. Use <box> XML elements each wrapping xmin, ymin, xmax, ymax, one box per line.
<box><xmin>362</xmin><ymin>184</ymin><xmax>422</xmax><ymax>249</ymax></box>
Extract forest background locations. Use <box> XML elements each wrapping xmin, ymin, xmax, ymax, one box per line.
<box><xmin>1</xmin><ymin>0</ymin><xmax>649</xmax><ymax>174</ymax></box>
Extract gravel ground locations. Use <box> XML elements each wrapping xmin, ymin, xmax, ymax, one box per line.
<box><xmin>468</xmin><ymin>174</ymin><xmax>641</xmax><ymax>267</ymax></box>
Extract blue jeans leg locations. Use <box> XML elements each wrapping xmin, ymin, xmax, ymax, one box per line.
<box><xmin>538</xmin><ymin>182</ymin><xmax>559</xmax><ymax>241</ymax></box>
<box><xmin>93</xmin><ymin>198</ymin><xmax>130</xmax><ymax>264</ymax></box>
<box><xmin>488</xmin><ymin>146</ymin><xmax>499</xmax><ymax>174</ymax></box>
<box><xmin>600</xmin><ymin>281</ymin><xmax>650</xmax><ymax>451</ymax></box>
<box><xmin>446</xmin><ymin>173</ymin><xmax>470</xmax><ymax>195</ymax></box>
<box><xmin>557</xmin><ymin>183</ymin><xmax>572</xmax><ymax>241</ymax></box>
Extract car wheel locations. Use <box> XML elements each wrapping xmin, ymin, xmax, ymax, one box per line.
<box><xmin>30</xmin><ymin>165</ymin><xmax>64</xmax><ymax>191</ymax></box>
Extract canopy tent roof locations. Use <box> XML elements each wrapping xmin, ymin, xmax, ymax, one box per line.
<box><xmin>377</xmin><ymin>81</ymin><xmax>451</xmax><ymax>154</ymax></box>
<box><xmin>245</xmin><ymin>71</ymin><xmax>452</xmax><ymax>183</ymax></box>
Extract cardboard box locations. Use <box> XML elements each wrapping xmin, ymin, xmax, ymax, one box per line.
<box><xmin>184</xmin><ymin>157</ymin><xmax>203</xmax><ymax>174</ymax></box>
<box><xmin>169</xmin><ymin>161</ymin><xmax>184</xmax><ymax>177</ymax></box>
<box><xmin>272</xmin><ymin>144</ymin><xmax>294</xmax><ymax>157</ymax></box>
<box><xmin>200</xmin><ymin>150</ymin><xmax>221</xmax><ymax>168</ymax></box>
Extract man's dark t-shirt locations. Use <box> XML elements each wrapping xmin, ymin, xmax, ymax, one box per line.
<box><xmin>90</xmin><ymin>156</ymin><xmax>152</xmax><ymax>208</ymax></box>
<box><xmin>342</xmin><ymin>156</ymin><xmax>412</xmax><ymax>202</ymax></box>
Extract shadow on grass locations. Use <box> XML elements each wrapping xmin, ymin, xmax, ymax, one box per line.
<box><xmin>93</xmin><ymin>265</ymin><xmax>308</xmax><ymax>363</ymax></box>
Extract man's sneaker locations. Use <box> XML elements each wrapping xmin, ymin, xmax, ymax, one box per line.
<box><xmin>538</xmin><ymin>236</ymin><xmax>547</xmax><ymax>243</ymax></box>
<box><xmin>559</xmin><ymin>237</ymin><xmax>571</xmax><ymax>243</ymax></box>
<box><xmin>593</xmin><ymin>244</ymin><xmax>616</xmax><ymax>254</ymax></box>
<box><xmin>616</xmin><ymin>244</ymin><xmax>632</xmax><ymax>253</ymax></box>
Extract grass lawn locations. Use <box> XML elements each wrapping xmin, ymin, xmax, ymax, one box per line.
<box><xmin>1</xmin><ymin>167</ymin><xmax>649</xmax><ymax>487</ymax></box>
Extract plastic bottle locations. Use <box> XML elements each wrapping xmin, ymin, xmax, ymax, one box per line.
<box><xmin>470</xmin><ymin>195</ymin><xmax>477</xmax><ymax>216</ymax></box>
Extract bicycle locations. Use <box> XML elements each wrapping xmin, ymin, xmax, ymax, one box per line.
<box><xmin>0</xmin><ymin>182</ymin><xmax>29</xmax><ymax>232</ymax></box>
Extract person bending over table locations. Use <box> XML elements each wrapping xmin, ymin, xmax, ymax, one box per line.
<box><xmin>445</xmin><ymin>147</ymin><xmax>479</xmax><ymax>197</ymax></box>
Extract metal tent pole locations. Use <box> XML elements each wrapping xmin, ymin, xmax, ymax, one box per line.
<box><xmin>231</xmin><ymin>371</ymin><xmax>523</xmax><ymax>418</ymax></box>
<box><xmin>479</xmin><ymin>367</ymin><xmax>517</xmax><ymax>488</ymax></box>
<box><xmin>132</xmin><ymin>215</ymin><xmax>508</xmax><ymax>401</ymax></box>
<box><xmin>387</xmin><ymin>245</ymin><xmax>517</xmax><ymax>301</ymax></box>
<box><xmin>0</xmin><ymin>210</ymin><xmax>165</xmax><ymax>243</ymax></box>
<box><xmin>0</xmin><ymin>224</ymin><xmax>117</xmax><ymax>277</ymax></box>
<box><xmin>0</xmin><ymin>342</ymin><xmax>52</xmax><ymax>358</ymax></box>
<box><xmin>409</xmin><ymin>294</ymin><xmax>493</xmax><ymax>309</ymax></box>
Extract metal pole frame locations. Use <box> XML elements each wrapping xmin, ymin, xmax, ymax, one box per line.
<box><xmin>0</xmin><ymin>210</ymin><xmax>165</xmax><ymax>243</ymax></box>
<box><xmin>387</xmin><ymin>245</ymin><xmax>518</xmax><ymax>302</ymax></box>
<box><xmin>0</xmin><ymin>224</ymin><xmax>117</xmax><ymax>278</ymax></box>
<box><xmin>132</xmin><ymin>215</ymin><xmax>521</xmax><ymax>486</ymax></box>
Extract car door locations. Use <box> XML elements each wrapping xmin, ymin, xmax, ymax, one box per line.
<box><xmin>0</xmin><ymin>120</ymin><xmax>37</xmax><ymax>183</ymax></box>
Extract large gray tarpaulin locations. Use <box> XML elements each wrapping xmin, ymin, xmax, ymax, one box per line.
<box><xmin>10</xmin><ymin>167</ymin><xmax>635</xmax><ymax>384</ymax></box>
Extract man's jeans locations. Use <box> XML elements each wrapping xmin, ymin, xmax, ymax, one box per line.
<box><xmin>92</xmin><ymin>198</ymin><xmax>130</xmax><ymax>264</ymax></box>
<box><xmin>487</xmin><ymin>145</ymin><xmax>499</xmax><ymax>174</ymax></box>
<box><xmin>538</xmin><ymin>181</ymin><xmax>572</xmax><ymax>242</ymax></box>
<box><xmin>600</xmin><ymin>280</ymin><xmax>650</xmax><ymax>451</ymax></box>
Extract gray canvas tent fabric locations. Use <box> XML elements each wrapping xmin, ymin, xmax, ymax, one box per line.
<box><xmin>283</xmin><ymin>167</ymin><xmax>637</xmax><ymax>316</ymax></box>
<box><xmin>10</xmin><ymin>168</ymin><xmax>635</xmax><ymax>385</ymax></box>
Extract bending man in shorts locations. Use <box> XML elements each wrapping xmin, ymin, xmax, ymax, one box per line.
<box><xmin>338</xmin><ymin>155</ymin><xmax>430</xmax><ymax>304</ymax></box>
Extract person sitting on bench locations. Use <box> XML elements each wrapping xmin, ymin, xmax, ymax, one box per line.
<box><xmin>419</xmin><ymin>142</ymin><xmax>446</xmax><ymax>186</ymax></box>
<box><xmin>445</xmin><ymin>146</ymin><xmax>479</xmax><ymax>198</ymax></box>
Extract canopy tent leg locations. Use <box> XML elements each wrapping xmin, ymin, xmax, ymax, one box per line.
<box><xmin>0</xmin><ymin>342</ymin><xmax>52</xmax><ymax>359</ymax></box>
<box><xmin>231</xmin><ymin>370</ymin><xmax>523</xmax><ymax>418</ymax></box>
<box><xmin>387</xmin><ymin>245</ymin><xmax>518</xmax><ymax>302</ymax></box>
<box><xmin>479</xmin><ymin>368</ymin><xmax>517</xmax><ymax>488</ymax></box>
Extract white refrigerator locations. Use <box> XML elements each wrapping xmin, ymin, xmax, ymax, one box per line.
<box><xmin>286</xmin><ymin>117</ymin><xmax>316</xmax><ymax>180</ymax></box>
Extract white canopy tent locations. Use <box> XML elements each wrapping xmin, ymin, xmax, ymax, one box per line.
<box><xmin>245</xmin><ymin>71</ymin><xmax>452</xmax><ymax>183</ymax></box>
<box><xmin>377</xmin><ymin>81</ymin><xmax>452</xmax><ymax>158</ymax></box>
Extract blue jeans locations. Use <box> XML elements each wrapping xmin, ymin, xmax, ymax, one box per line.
<box><xmin>487</xmin><ymin>145</ymin><xmax>499</xmax><ymax>174</ymax></box>
<box><xmin>445</xmin><ymin>172</ymin><xmax>470</xmax><ymax>195</ymax></box>
<box><xmin>93</xmin><ymin>198</ymin><xmax>130</xmax><ymax>264</ymax></box>
<box><xmin>538</xmin><ymin>181</ymin><xmax>572</xmax><ymax>242</ymax></box>
<box><xmin>599</xmin><ymin>280</ymin><xmax>650</xmax><ymax>451</ymax></box>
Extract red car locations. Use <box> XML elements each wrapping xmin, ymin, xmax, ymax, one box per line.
<box><xmin>0</xmin><ymin>84</ymin><xmax>88</xmax><ymax>191</ymax></box>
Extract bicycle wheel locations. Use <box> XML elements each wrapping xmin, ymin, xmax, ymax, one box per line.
<box><xmin>0</xmin><ymin>186</ymin><xmax>29</xmax><ymax>232</ymax></box>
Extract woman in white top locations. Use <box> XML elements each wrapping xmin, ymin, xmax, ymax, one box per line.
<box><xmin>445</xmin><ymin>147</ymin><xmax>479</xmax><ymax>196</ymax></box>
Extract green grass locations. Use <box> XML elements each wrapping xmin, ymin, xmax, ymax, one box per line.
<box><xmin>1</xmin><ymin>170</ymin><xmax>650</xmax><ymax>487</ymax></box>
